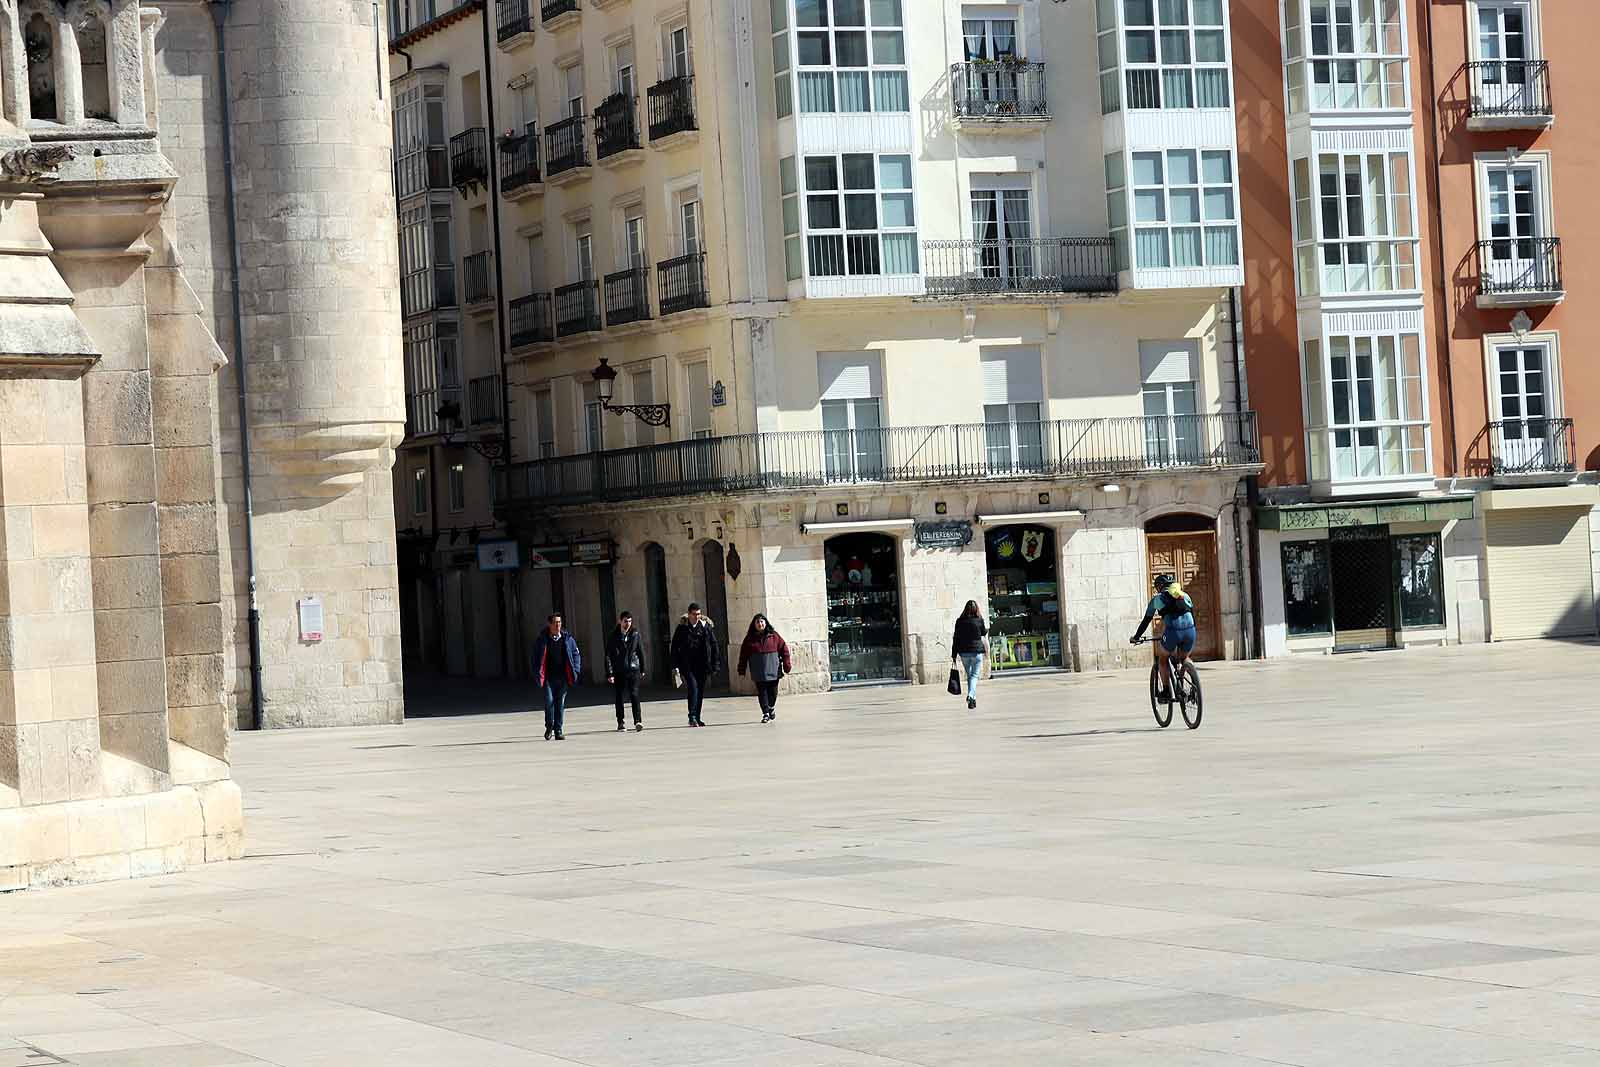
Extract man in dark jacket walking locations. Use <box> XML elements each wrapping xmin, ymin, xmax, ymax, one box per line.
<box><xmin>670</xmin><ymin>602</ymin><xmax>720</xmax><ymax>727</ymax></box>
<box><xmin>605</xmin><ymin>611</ymin><xmax>647</xmax><ymax>732</ymax></box>
<box><xmin>532</xmin><ymin>613</ymin><xmax>582</xmax><ymax>740</ymax></box>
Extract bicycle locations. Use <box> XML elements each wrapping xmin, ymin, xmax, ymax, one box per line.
<box><xmin>1134</xmin><ymin>636</ymin><xmax>1202</xmax><ymax>730</ymax></box>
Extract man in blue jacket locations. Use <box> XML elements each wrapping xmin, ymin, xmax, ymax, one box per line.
<box><xmin>533</xmin><ymin>613</ymin><xmax>582</xmax><ymax>740</ymax></box>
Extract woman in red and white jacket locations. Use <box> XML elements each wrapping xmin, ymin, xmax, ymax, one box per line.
<box><xmin>736</xmin><ymin>613</ymin><xmax>791</xmax><ymax>724</ymax></box>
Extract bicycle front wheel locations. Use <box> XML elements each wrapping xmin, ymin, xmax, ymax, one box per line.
<box><xmin>1179</xmin><ymin>661</ymin><xmax>1202</xmax><ymax>730</ymax></box>
<box><xmin>1150</xmin><ymin>661</ymin><xmax>1172</xmax><ymax>728</ymax></box>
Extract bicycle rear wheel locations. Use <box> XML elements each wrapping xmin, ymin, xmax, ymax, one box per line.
<box><xmin>1179</xmin><ymin>661</ymin><xmax>1202</xmax><ymax>730</ymax></box>
<box><xmin>1149</xmin><ymin>661</ymin><xmax>1173</xmax><ymax>728</ymax></box>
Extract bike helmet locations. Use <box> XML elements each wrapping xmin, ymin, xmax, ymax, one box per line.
<box><xmin>1152</xmin><ymin>572</ymin><xmax>1174</xmax><ymax>590</ymax></box>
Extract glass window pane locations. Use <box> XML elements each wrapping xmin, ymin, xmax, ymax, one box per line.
<box><xmin>1136</xmin><ymin>228</ymin><xmax>1170</xmax><ymax>267</ymax></box>
<box><xmin>770</xmin><ymin>0</ymin><xmax>788</xmax><ymax>31</ymax></box>
<box><xmin>878</xmin><ymin>155</ymin><xmax>911</xmax><ymax>190</ymax></box>
<box><xmin>1396</xmin><ymin>534</ymin><xmax>1444</xmax><ymax>627</ymax></box>
<box><xmin>807</xmin><ymin>194</ymin><xmax>840</xmax><ymax>229</ymax></box>
<box><xmin>836</xmin><ymin>70</ymin><xmax>870</xmax><ymax>110</ymax></box>
<box><xmin>835</xmin><ymin>31</ymin><xmax>868</xmax><ymax>65</ymax></box>
<box><xmin>842</xmin><ymin>154</ymin><xmax>875</xmax><ymax>189</ymax></box>
<box><xmin>1204</xmin><ymin>187</ymin><xmax>1234</xmax><ymax>220</ymax></box>
<box><xmin>1167</xmin><ymin>149</ymin><xmax>1197</xmax><ymax>185</ymax></box>
<box><xmin>1134</xmin><ymin>189</ymin><xmax>1166</xmax><ymax>222</ymax></box>
<box><xmin>796</xmin><ymin>0</ymin><xmax>826</xmax><ymax>25</ymax></box>
<box><xmin>782</xmin><ymin>196</ymin><xmax>799</xmax><ymax>235</ymax></box>
<box><xmin>1162</xmin><ymin>68</ymin><xmax>1193</xmax><ymax>106</ymax></box>
<box><xmin>1159</xmin><ymin>0</ymin><xmax>1188</xmax><ymax>24</ymax></box>
<box><xmin>1105</xmin><ymin>152</ymin><xmax>1126</xmax><ymax>190</ymax></box>
<box><xmin>1170</xmin><ymin>187</ymin><xmax>1200</xmax><ymax>223</ymax></box>
<box><xmin>880</xmin><ymin>192</ymin><xmax>914</xmax><ymax>227</ymax></box>
<box><xmin>780</xmin><ymin>155</ymin><xmax>797</xmax><ymax>195</ymax></box>
<box><xmin>1202</xmin><ymin>149</ymin><xmax>1232</xmax><ymax>184</ymax></box>
<box><xmin>804</xmin><ymin>156</ymin><xmax>838</xmax><ymax>190</ymax></box>
<box><xmin>870</xmin><ymin>70</ymin><xmax>909</xmax><ymax>111</ymax></box>
<box><xmin>1172</xmin><ymin>226</ymin><xmax>1202</xmax><ymax>266</ymax></box>
<box><xmin>1160</xmin><ymin>29</ymin><xmax>1190</xmax><ymax>63</ymax></box>
<box><xmin>844</xmin><ymin>194</ymin><xmax>877</xmax><ymax>229</ymax></box>
<box><xmin>1132</xmin><ymin>151</ymin><xmax>1163</xmax><ymax>185</ymax></box>
<box><xmin>871</xmin><ymin>30</ymin><xmax>904</xmax><ymax>63</ymax></box>
<box><xmin>1125</xmin><ymin>30</ymin><xmax>1157</xmax><ymax>63</ymax></box>
<box><xmin>833</xmin><ymin>0</ymin><xmax>865</xmax><ymax>25</ymax></box>
<box><xmin>797</xmin><ymin>32</ymin><xmax>830</xmax><ymax>65</ymax></box>
<box><xmin>870</xmin><ymin>0</ymin><xmax>901</xmax><ymax>25</ymax></box>
<box><xmin>1125</xmin><ymin>0</ymin><xmax>1155</xmax><ymax>25</ymax></box>
<box><xmin>880</xmin><ymin>232</ymin><xmax>917</xmax><ymax>273</ymax></box>
<box><xmin>1193</xmin><ymin>0</ymin><xmax>1223</xmax><ymax>24</ymax></box>
<box><xmin>785</xmin><ymin>236</ymin><xmax>804</xmax><ymax>280</ymax></box>
<box><xmin>1205</xmin><ymin>225</ymin><xmax>1238</xmax><ymax>264</ymax></box>
<box><xmin>1195</xmin><ymin>29</ymin><xmax>1226</xmax><ymax>61</ymax></box>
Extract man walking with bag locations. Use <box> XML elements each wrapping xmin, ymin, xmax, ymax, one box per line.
<box><xmin>671</xmin><ymin>602</ymin><xmax>720</xmax><ymax>727</ymax></box>
<box><xmin>606</xmin><ymin>611</ymin><xmax>647</xmax><ymax>732</ymax></box>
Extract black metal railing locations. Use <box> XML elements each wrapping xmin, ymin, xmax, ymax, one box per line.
<box><xmin>923</xmin><ymin>237</ymin><xmax>1118</xmax><ymax>297</ymax></box>
<box><xmin>604</xmin><ymin>267</ymin><xmax>651</xmax><ymax>326</ymax></box>
<box><xmin>1489</xmin><ymin>417</ymin><xmax>1575</xmax><ymax>476</ymax></box>
<box><xmin>658</xmin><ymin>251</ymin><xmax>709</xmax><ymax>315</ymax></box>
<box><xmin>449</xmin><ymin>128</ymin><xmax>489</xmax><ymax>190</ymax></box>
<box><xmin>647</xmin><ymin>75</ymin><xmax>697</xmax><ymax>140</ymax></box>
<box><xmin>509</xmin><ymin>292</ymin><xmax>554</xmax><ymax>346</ymax></box>
<box><xmin>496</xmin><ymin>0</ymin><xmax>532</xmax><ymax>40</ymax></box>
<box><xmin>463</xmin><ymin>251</ymin><xmax>493</xmax><ymax>304</ymax></box>
<box><xmin>541</xmin><ymin>0</ymin><xmax>577</xmax><ymax>22</ymax></box>
<box><xmin>1467</xmin><ymin>59</ymin><xmax>1552</xmax><ymax>120</ymax></box>
<box><xmin>469</xmin><ymin>375</ymin><xmax>502</xmax><ymax>425</ymax></box>
<box><xmin>1477</xmin><ymin>237</ymin><xmax>1563</xmax><ymax>298</ymax></box>
<box><xmin>554</xmin><ymin>280</ymin><xmax>602</xmax><ymax>336</ymax></box>
<box><xmin>544</xmin><ymin>115</ymin><xmax>589</xmax><ymax>176</ymax></box>
<box><xmin>950</xmin><ymin>61</ymin><xmax>1049</xmax><ymax>120</ymax></box>
<box><xmin>396</xmin><ymin>145</ymin><xmax>451</xmax><ymax>199</ymax></box>
<box><xmin>499</xmin><ymin>131</ymin><xmax>540</xmax><ymax>191</ymax></box>
<box><xmin>497</xmin><ymin>412</ymin><xmax>1260</xmax><ymax>507</ymax></box>
<box><xmin>594</xmin><ymin>93</ymin><xmax>641</xmax><ymax>159</ymax></box>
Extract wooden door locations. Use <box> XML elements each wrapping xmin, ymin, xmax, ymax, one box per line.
<box><xmin>1146</xmin><ymin>532</ymin><xmax>1221</xmax><ymax>661</ymax></box>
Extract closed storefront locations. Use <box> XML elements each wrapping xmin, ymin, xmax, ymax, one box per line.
<box><xmin>1486</xmin><ymin>508</ymin><xmax>1597</xmax><ymax>640</ymax></box>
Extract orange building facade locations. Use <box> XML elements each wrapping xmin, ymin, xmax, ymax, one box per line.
<box><xmin>1237</xmin><ymin>0</ymin><xmax>1598</xmax><ymax>655</ymax></box>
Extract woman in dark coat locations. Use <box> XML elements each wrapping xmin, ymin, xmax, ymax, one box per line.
<box><xmin>737</xmin><ymin>613</ymin><xmax>792</xmax><ymax>723</ymax></box>
<box><xmin>951</xmin><ymin>599</ymin><xmax>988</xmax><ymax>710</ymax></box>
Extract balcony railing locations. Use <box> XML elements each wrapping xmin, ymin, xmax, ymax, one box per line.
<box><xmin>658</xmin><ymin>251</ymin><xmax>710</xmax><ymax>315</ymax></box>
<box><xmin>1467</xmin><ymin>59</ymin><xmax>1552</xmax><ymax>122</ymax></box>
<box><xmin>1477</xmin><ymin>237</ymin><xmax>1563</xmax><ymax>302</ymax></box>
<box><xmin>647</xmin><ymin>75</ymin><xmax>697</xmax><ymax>140</ymax></box>
<box><xmin>396</xmin><ymin>146</ymin><xmax>450</xmax><ymax>199</ymax></box>
<box><xmin>463</xmin><ymin>251</ymin><xmax>493</xmax><ymax>305</ymax></box>
<box><xmin>604</xmin><ymin>267</ymin><xmax>650</xmax><ymax>326</ymax></box>
<box><xmin>499</xmin><ymin>131</ymin><xmax>540</xmax><ymax>191</ymax></box>
<box><xmin>496</xmin><ymin>0</ymin><xmax>532</xmax><ymax>40</ymax></box>
<box><xmin>1489</xmin><ymin>417</ymin><xmax>1575</xmax><ymax>476</ymax></box>
<box><xmin>554</xmin><ymin>280</ymin><xmax>602</xmax><ymax>336</ymax></box>
<box><xmin>497</xmin><ymin>412</ymin><xmax>1260</xmax><ymax>507</ymax></box>
<box><xmin>544</xmin><ymin>115</ymin><xmax>589</xmax><ymax>176</ymax></box>
<box><xmin>448</xmin><ymin>128</ymin><xmax>489</xmax><ymax>191</ymax></box>
<box><xmin>541</xmin><ymin>0</ymin><xmax>577</xmax><ymax>22</ymax></box>
<box><xmin>594</xmin><ymin>93</ymin><xmax>641</xmax><ymax>159</ymax></box>
<box><xmin>406</xmin><ymin>385</ymin><xmax>464</xmax><ymax>438</ymax></box>
<box><xmin>509</xmin><ymin>292</ymin><xmax>554</xmax><ymax>346</ymax></box>
<box><xmin>469</xmin><ymin>375</ymin><xmax>502</xmax><ymax>425</ymax></box>
<box><xmin>923</xmin><ymin>237</ymin><xmax>1118</xmax><ymax>298</ymax></box>
<box><xmin>950</xmin><ymin>61</ymin><xmax>1049</xmax><ymax>120</ymax></box>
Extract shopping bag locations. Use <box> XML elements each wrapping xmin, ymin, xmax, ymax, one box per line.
<box><xmin>673</xmin><ymin>668</ymin><xmax>684</xmax><ymax>690</ymax></box>
<box><xmin>946</xmin><ymin>668</ymin><xmax>962</xmax><ymax>696</ymax></box>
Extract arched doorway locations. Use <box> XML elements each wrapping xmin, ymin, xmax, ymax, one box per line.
<box><xmin>642</xmin><ymin>542</ymin><xmax>671</xmax><ymax>686</ymax></box>
<box><xmin>1145</xmin><ymin>512</ymin><xmax>1222</xmax><ymax>661</ymax></box>
<box><xmin>700</xmin><ymin>540</ymin><xmax>731</xmax><ymax>688</ymax></box>
<box><xmin>984</xmin><ymin>525</ymin><xmax>1062</xmax><ymax>671</ymax></box>
<box><xmin>823</xmin><ymin>531</ymin><xmax>903</xmax><ymax>683</ymax></box>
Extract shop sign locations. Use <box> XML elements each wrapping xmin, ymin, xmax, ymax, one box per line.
<box><xmin>1326</xmin><ymin>506</ymin><xmax>1379</xmax><ymax>527</ymax></box>
<box><xmin>571</xmin><ymin>540</ymin><xmax>613</xmax><ymax>566</ymax></box>
<box><xmin>527</xmin><ymin>544</ymin><xmax>571</xmax><ymax>569</ymax></box>
<box><xmin>476</xmin><ymin>539</ymin><xmax>520</xmax><ymax>572</ymax></box>
<box><xmin>914</xmin><ymin>520</ymin><xmax>974</xmax><ymax>548</ymax></box>
<box><xmin>1330</xmin><ymin>523</ymin><xmax>1388</xmax><ymax>542</ymax></box>
<box><xmin>1376</xmin><ymin>503</ymin><xmax>1427</xmax><ymax>525</ymax></box>
<box><xmin>1276</xmin><ymin>508</ymin><xmax>1328</xmax><ymax>531</ymax></box>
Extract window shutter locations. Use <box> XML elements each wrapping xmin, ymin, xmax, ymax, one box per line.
<box><xmin>980</xmin><ymin>346</ymin><xmax>1044</xmax><ymax>405</ymax></box>
<box><xmin>818</xmin><ymin>351</ymin><xmax>884</xmax><ymax>401</ymax></box>
<box><xmin>1139</xmin><ymin>340</ymin><xmax>1197</xmax><ymax>385</ymax></box>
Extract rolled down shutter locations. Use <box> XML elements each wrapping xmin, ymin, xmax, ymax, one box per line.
<box><xmin>1486</xmin><ymin>508</ymin><xmax>1597</xmax><ymax>640</ymax></box>
<box><xmin>818</xmin><ymin>351</ymin><xmax>883</xmax><ymax>401</ymax></box>
<box><xmin>980</xmin><ymin>346</ymin><xmax>1044</xmax><ymax>405</ymax></box>
<box><xmin>1140</xmin><ymin>339</ymin><xmax>1197</xmax><ymax>385</ymax></box>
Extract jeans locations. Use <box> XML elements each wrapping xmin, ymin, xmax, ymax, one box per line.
<box><xmin>613</xmin><ymin>673</ymin><xmax>642</xmax><ymax>725</ymax></box>
<box><xmin>959</xmin><ymin>653</ymin><xmax>984</xmax><ymax>701</ymax></box>
<box><xmin>756</xmin><ymin>679</ymin><xmax>779</xmax><ymax>716</ymax></box>
<box><xmin>542</xmin><ymin>682</ymin><xmax>569</xmax><ymax>732</ymax></box>
<box><xmin>684</xmin><ymin>670</ymin><xmax>708</xmax><ymax>720</ymax></box>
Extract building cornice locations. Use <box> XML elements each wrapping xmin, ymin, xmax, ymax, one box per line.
<box><xmin>389</xmin><ymin>0</ymin><xmax>482</xmax><ymax>52</ymax></box>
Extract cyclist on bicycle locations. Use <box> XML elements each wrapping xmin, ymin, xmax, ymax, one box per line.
<box><xmin>1130</xmin><ymin>573</ymin><xmax>1195</xmax><ymax>702</ymax></box>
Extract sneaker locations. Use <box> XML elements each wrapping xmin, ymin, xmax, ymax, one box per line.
<box><xmin>616</xmin><ymin>722</ymin><xmax>626</xmax><ymax>732</ymax></box>
<box><xmin>634</xmin><ymin>722</ymin><xmax>644</xmax><ymax>732</ymax></box>
<box><xmin>545</xmin><ymin>728</ymin><xmax>553</xmax><ymax>741</ymax></box>
<box><xmin>555</xmin><ymin>730</ymin><xmax>565</xmax><ymax>740</ymax></box>
<box><xmin>967</xmin><ymin>697</ymin><xmax>976</xmax><ymax>710</ymax></box>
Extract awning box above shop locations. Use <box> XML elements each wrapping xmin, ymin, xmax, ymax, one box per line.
<box><xmin>1256</xmin><ymin>496</ymin><xmax>1475</xmax><ymax>532</ymax></box>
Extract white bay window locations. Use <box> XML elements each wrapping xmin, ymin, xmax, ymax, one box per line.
<box><xmin>1303</xmin><ymin>331</ymin><xmax>1429</xmax><ymax>484</ymax></box>
<box><xmin>1128</xmin><ymin>148</ymin><xmax>1239</xmax><ymax>269</ymax></box>
<box><xmin>1283</xmin><ymin>0</ymin><xmax>1407</xmax><ymax>113</ymax></box>
<box><xmin>1293</xmin><ymin>150</ymin><xmax>1418</xmax><ymax>296</ymax></box>
<box><xmin>803</xmin><ymin>153</ymin><xmax>917</xmax><ymax>278</ymax></box>
<box><xmin>793</xmin><ymin>0</ymin><xmax>909</xmax><ymax>114</ymax></box>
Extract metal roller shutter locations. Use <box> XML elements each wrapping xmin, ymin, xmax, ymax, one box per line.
<box><xmin>1486</xmin><ymin>508</ymin><xmax>1597</xmax><ymax>640</ymax></box>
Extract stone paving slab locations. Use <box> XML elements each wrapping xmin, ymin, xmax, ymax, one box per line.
<box><xmin>3</xmin><ymin>641</ymin><xmax>1600</xmax><ymax>1065</ymax></box>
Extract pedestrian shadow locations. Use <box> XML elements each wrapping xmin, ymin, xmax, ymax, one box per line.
<box><xmin>1013</xmin><ymin>727</ymin><xmax>1166</xmax><ymax>739</ymax></box>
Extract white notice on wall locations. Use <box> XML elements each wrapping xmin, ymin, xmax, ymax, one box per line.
<box><xmin>298</xmin><ymin>597</ymin><xmax>324</xmax><ymax>643</ymax></box>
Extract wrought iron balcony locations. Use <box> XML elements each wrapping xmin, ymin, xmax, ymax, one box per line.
<box><xmin>544</xmin><ymin>115</ymin><xmax>589</xmax><ymax>177</ymax></box>
<box><xmin>509</xmin><ymin>292</ymin><xmax>554</xmax><ymax>347</ymax></box>
<box><xmin>604</xmin><ymin>267</ymin><xmax>651</xmax><ymax>326</ymax></box>
<box><xmin>1467</xmin><ymin>59</ymin><xmax>1552</xmax><ymax>127</ymax></box>
<box><xmin>1477</xmin><ymin>237</ymin><xmax>1563</xmax><ymax>307</ymax></box>
<box><xmin>448</xmin><ymin>128</ymin><xmax>489</xmax><ymax>191</ymax></box>
<box><xmin>541</xmin><ymin>0</ymin><xmax>578</xmax><ymax>23</ymax></box>
<box><xmin>647</xmin><ymin>75</ymin><xmax>697</xmax><ymax>141</ymax></box>
<box><xmin>499</xmin><ymin>130</ymin><xmax>540</xmax><ymax>192</ymax></box>
<box><xmin>554</xmin><ymin>280</ymin><xmax>602</xmax><ymax>336</ymax></box>
<box><xmin>594</xmin><ymin>93</ymin><xmax>641</xmax><ymax>160</ymax></box>
<box><xmin>949</xmin><ymin>60</ymin><xmax>1049</xmax><ymax>121</ymax></box>
<box><xmin>463</xmin><ymin>251</ymin><xmax>493</xmax><ymax>305</ymax></box>
<box><xmin>468</xmin><ymin>375</ymin><xmax>502</xmax><ymax>426</ymax></box>
<box><xmin>1488</xmin><ymin>417</ymin><xmax>1575</xmax><ymax>476</ymax></box>
<box><xmin>497</xmin><ymin>412</ymin><xmax>1260</xmax><ymax>508</ymax></box>
<box><xmin>923</xmin><ymin>237</ymin><xmax>1118</xmax><ymax>298</ymax></box>
<box><xmin>496</xmin><ymin>0</ymin><xmax>532</xmax><ymax>41</ymax></box>
<box><xmin>658</xmin><ymin>251</ymin><xmax>709</xmax><ymax>316</ymax></box>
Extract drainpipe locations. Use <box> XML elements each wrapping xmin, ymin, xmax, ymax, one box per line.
<box><xmin>211</xmin><ymin>0</ymin><xmax>266</xmax><ymax>730</ymax></box>
<box><xmin>1228</xmin><ymin>286</ymin><xmax>1260</xmax><ymax>659</ymax></box>
<box><xmin>477</xmin><ymin>4</ymin><xmax>514</xmax><ymax>463</ymax></box>
<box><xmin>1420</xmin><ymin>0</ymin><xmax>1458</xmax><ymax>477</ymax></box>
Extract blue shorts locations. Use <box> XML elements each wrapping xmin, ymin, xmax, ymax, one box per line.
<box><xmin>1161</xmin><ymin>625</ymin><xmax>1196</xmax><ymax>654</ymax></box>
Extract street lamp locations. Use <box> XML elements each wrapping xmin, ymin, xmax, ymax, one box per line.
<box><xmin>592</xmin><ymin>357</ymin><xmax>671</xmax><ymax>428</ymax></box>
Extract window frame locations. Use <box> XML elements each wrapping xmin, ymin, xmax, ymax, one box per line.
<box><xmin>447</xmin><ymin>461</ymin><xmax>466</xmax><ymax>513</ymax></box>
<box><xmin>1294</xmin><ymin>149</ymin><xmax>1421</xmax><ymax>297</ymax></box>
<box><xmin>792</xmin><ymin>0</ymin><xmax>910</xmax><ymax>115</ymax></box>
<box><xmin>412</xmin><ymin>466</ymin><xmax>430</xmax><ymax>516</ymax></box>
<box><xmin>1393</xmin><ymin>532</ymin><xmax>1445</xmax><ymax>629</ymax></box>
<box><xmin>1472</xmin><ymin>150</ymin><xmax>1554</xmax><ymax>266</ymax></box>
<box><xmin>1284</xmin><ymin>0</ymin><xmax>1410</xmax><ymax>114</ymax></box>
<box><xmin>1302</xmin><ymin>329</ymin><xmax>1433</xmax><ymax>484</ymax></box>
<box><xmin>1128</xmin><ymin>147</ymin><xmax>1240</xmax><ymax>270</ymax></box>
<box><xmin>1280</xmin><ymin>539</ymin><xmax>1333</xmax><ymax>636</ymax></box>
<box><xmin>801</xmin><ymin>151</ymin><xmax>918</xmax><ymax>279</ymax></box>
<box><xmin>1120</xmin><ymin>0</ymin><xmax>1233</xmax><ymax>110</ymax></box>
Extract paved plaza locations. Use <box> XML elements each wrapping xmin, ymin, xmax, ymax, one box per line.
<box><xmin>4</xmin><ymin>642</ymin><xmax>1600</xmax><ymax>1066</ymax></box>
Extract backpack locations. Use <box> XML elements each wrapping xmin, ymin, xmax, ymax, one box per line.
<box><xmin>1158</xmin><ymin>589</ymin><xmax>1190</xmax><ymax>619</ymax></box>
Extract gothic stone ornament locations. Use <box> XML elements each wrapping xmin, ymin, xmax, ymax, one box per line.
<box><xmin>0</xmin><ymin>144</ymin><xmax>74</xmax><ymax>182</ymax></box>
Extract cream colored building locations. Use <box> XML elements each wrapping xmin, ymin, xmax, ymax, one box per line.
<box><xmin>389</xmin><ymin>0</ymin><xmax>1262</xmax><ymax>691</ymax></box>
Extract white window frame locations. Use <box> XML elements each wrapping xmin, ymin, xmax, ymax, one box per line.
<box><xmin>1301</xmin><ymin>328</ymin><xmax>1433</xmax><ymax>485</ymax></box>
<box><xmin>563</xmin><ymin>62</ymin><xmax>586</xmax><ymax>119</ymax></box>
<box><xmin>534</xmin><ymin>387</ymin><xmax>556</xmax><ymax>458</ymax></box>
<box><xmin>969</xmin><ymin>175</ymin><xmax>1035</xmax><ymax>284</ymax></box>
<box><xmin>1295</xmin><ymin>149</ymin><xmax>1421</xmax><ymax>297</ymax></box>
<box><xmin>574</xmin><ymin>224</ymin><xmax>595</xmax><ymax>282</ymax></box>
<box><xmin>1467</xmin><ymin>0</ymin><xmax>1542</xmax><ymax>65</ymax></box>
<box><xmin>447</xmin><ymin>461</ymin><xmax>466</xmax><ymax>513</ymax></box>
<box><xmin>1118</xmin><ymin>0</ymin><xmax>1232</xmax><ymax>110</ymax></box>
<box><xmin>412</xmin><ymin>466</ymin><xmax>429</xmax><ymax>515</ymax></box>
<box><xmin>801</xmin><ymin>152</ymin><xmax>919</xmax><ymax>279</ymax></box>
<box><xmin>393</xmin><ymin>76</ymin><xmax>448</xmax><ymax>200</ymax></box>
<box><xmin>1129</xmin><ymin>148</ymin><xmax>1240</xmax><ymax>270</ymax></box>
<box><xmin>684</xmin><ymin>360</ymin><xmax>713</xmax><ymax>439</ymax></box>
<box><xmin>1473</xmin><ymin>150</ymin><xmax>1554</xmax><ymax>246</ymax></box>
<box><xmin>793</xmin><ymin>0</ymin><xmax>910</xmax><ymax>115</ymax></box>
<box><xmin>1283</xmin><ymin>0</ymin><xmax>1409</xmax><ymax>114</ymax></box>
<box><xmin>582</xmin><ymin>379</ymin><xmax>606</xmax><ymax>453</ymax></box>
<box><xmin>1482</xmin><ymin>327</ymin><xmax>1562</xmax><ymax>427</ymax></box>
<box><xmin>510</xmin><ymin>75</ymin><xmax>539</xmax><ymax>135</ymax></box>
<box><xmin>663</xmin><ymin>18</ymin><xmax>693</xmax><ymax>79</ymax></box>
<box><xmin>630</xmin><ymin>364</ymin><xmax>658</xmax><ymax>446</ymax></box>
<box><xmin>610</xmin><ymin>38</ymin><xmax>637</xmax><ymax>99</ymax></box>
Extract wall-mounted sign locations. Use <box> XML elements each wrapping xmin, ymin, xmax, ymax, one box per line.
<box><xmin>914</xmin><ymin>520</ymin><xmax>974</xmax><ymax>549</ymax></box>
<box><xmin>477</xmin><ymin>539</ymin><xmax>520</xmax><ymax>572</ymax></box>
<box><xmin>528</xmin><ymin>545</ymin><xmax>572</xmax><ymax>569</ymax></box>
<box><xmin>711</xmin><ymin>380</ymin><xmax>727</xmax><ymax>407</ymax></box>
<box><xmin>571</xmin><ymin>541</ymin><xmax>613</xmax><ymax>566</ymax></box>
<box><xmin>297</xmin><ymin>596</ymin><xmax>324</xmax><ymax>643</ymax></box>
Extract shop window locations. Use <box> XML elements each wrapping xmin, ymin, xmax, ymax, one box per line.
<box><xmin>1281</xmin><ymin>540</ymin><xmax>1331</xmax><ymax>635</ymax></box>
<box><xmin>986</xmin><ymin>526</ymin><xmax>1062</xmax><ymax>670</ymax></box>
<box><xmin>825</xmin><ymin>532</ymin><xmax>903</xmax><ymax>682</ymax></box>
<box><xmin>1394</xmin><ymin>533</ymin><xmax>1443</xmax><ymax>627</ymax></box>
